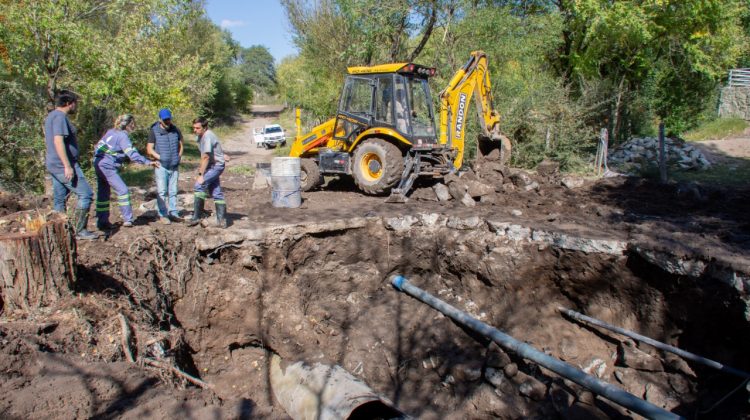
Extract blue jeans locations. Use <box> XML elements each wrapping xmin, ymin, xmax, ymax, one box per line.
<box><xmin>50</xmin><ymin>163</ymin><xmax>93</xmax><ymax>212</ymax></box>
<box><xmin>194</xmin><ymin>164</ymin><xmax>225</xmax><ymax>202</ymax></box>
<box><xmin>155</xmin><ymin>165</ymin><xmax>179</xmax><ymax>217</ymax></box>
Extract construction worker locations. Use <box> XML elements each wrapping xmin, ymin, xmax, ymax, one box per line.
<box><xmin>44</xmin><ymin>90</ymin><xmax>99</xmax><ymax>240</ymax></box>
<box><xmin>187</xmin><ymin>117</ymin><xmax>229</xmax><ymax>228</ymax></box>
<box><xmin>94</xmin><ymin>114</ymin><xmax>159</xmax><ymax>229</ymax></box>
<box><xmin>393</xmin><ymin>87</ymin><xmax>409</xmax><ymax>133</ymax></box>
<box><xmin>146</xmin><ymin>108</ymin><xmax>183</xmax><ymax>224</ymax></box>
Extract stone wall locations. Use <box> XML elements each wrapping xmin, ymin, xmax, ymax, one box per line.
<box><xmin>719</xmin><ymin>86</ymin><xmax>750</xmax><ymax>120</ymax></box>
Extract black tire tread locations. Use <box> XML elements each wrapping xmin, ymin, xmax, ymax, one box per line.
<box><xmin>352</xmin><ymin>138</ymin><xmax>403</xmax><ymax>195</ymax></box>
<box><xmin>300</xmin><ymin>158</ymin><xmax>322</xmax><ymax>191</ymax></box>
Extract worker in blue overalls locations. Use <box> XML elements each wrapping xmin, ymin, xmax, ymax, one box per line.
<box><xmin>93</xmin><ymin>114</ymin><xmax>159</xmax><ymax>230</ymax></box>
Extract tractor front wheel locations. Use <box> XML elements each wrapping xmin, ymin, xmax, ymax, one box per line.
<box><xmin>352</xmin><ymin>138</ymin><xmax>403</xmax><ymax>195</ymax></box>
<box><xmin>300</xmin><ymin>158</ymin><xmax>323</xmax><ymax>191</ymax></box>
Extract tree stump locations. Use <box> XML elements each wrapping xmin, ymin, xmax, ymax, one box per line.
<box><xmin>0</xmin><ymin>213</ymin><xmax>77</xmax><ymax>313</ymax></box>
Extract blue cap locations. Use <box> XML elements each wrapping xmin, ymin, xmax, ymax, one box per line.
<box><xmin>158</xmin><ymin>108</ymin><xmax>172</xmax><ymax>120</ymax></box>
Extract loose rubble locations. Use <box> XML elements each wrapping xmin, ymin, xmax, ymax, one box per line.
<box><xmin>608</xmin><ymin>137</ymin><xmax>712</xmax><ymax>172</ymax></box>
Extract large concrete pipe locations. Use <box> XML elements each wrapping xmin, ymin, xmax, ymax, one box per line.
<box><xmin>270</xmin><ymin>354</ymin><xmax>407</xmax><ymax>420</ymax></box>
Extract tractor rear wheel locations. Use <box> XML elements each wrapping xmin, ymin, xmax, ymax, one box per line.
<box><xmin>300</xmin><ymin>158</ymin><xmax>323</xmax><ymax>191</ymax></box>
<box><xmin>352</xmin><ymin>138</ymin><xmax>404</xmax><ymax>195</ymax></box>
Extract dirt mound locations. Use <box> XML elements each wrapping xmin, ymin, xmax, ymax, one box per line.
<box><xmin>1</xmin><ymin>149</ymin><xmax>749</xmax><ymax>418</ymax></box>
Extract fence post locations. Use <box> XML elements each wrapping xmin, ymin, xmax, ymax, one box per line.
<box><xmin>601</xmin><ymin>127</ymin><xmax>609</xmax><ymax>174</ymax></box>
<box><xmin>595</xmin><ymin>127</ymin><xmax>609</xmax><ymax>176</ymax></box>
<box><xmin>658</xmin><ymin>122</ymin><xmax>667</xmax><ymax>184</ymax></box>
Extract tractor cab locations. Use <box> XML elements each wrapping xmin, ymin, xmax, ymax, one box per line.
<box><xmin>334</xmin><ymin>63</ymin><xmax>438</xmax><ymax>148</ymax></box>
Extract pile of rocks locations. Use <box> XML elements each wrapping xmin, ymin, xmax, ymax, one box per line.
<box><xmin>608</xmin><ymin>137</ymin><xmax>712</xmax><ymax>172</ymax></box>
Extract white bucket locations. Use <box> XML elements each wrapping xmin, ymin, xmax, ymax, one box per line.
<box><xmin>271</xmin><ymin>157</ymin><xmax>301</xmax><ymax>208</ymax></box>
<box><xmin>271</xmin><ymin>157</ymin><xmax>301</xmax><ymax>177</ymax></box>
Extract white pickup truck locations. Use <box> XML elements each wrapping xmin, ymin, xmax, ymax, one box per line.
<box><xmin>253</xmin><ymin>124</ymin><xmax>286</xmax><ymax>149</ymax></box>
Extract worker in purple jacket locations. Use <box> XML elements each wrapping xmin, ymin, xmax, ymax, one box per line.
<box><xmin>93</xmin><ymin>114</ymin><xmax>159</xmax><ymax>229</ymax></box>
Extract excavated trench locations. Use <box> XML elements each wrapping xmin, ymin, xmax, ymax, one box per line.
<box><xmin>170</xmin><ymin>219</ymin><xmax>750</xmax><ymax>418</ymax></box>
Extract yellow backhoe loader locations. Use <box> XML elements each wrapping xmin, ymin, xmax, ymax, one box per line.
<box><xmin>288</xmin><ymin>50</ymin><xmax>511</xmax><ymax>202</ymax></box>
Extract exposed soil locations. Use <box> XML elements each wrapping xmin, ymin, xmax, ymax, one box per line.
<box><xmin>1</xmin><ymin>116</ymin><xmax>749</xmax><ymax>419</ymax></box>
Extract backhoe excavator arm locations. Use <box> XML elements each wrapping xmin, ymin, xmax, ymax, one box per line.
<box><xmin>438</xmin><ymin>51</ymin><xmax>506</xmax><ymax>170</ymax></box>
<box><xmin>289</xmin><ymin>117</ymin><xmax>338</xmax><ymax>158</ymax></box>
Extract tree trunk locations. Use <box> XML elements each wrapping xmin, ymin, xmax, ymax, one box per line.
<box><xmin>0</xmin><ymin>214</ymin><xmax>77</xmax><ymax>313</ymax></box>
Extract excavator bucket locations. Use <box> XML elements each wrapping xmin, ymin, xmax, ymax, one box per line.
<box><xmin>477</xmin><ymin>133</ymin><xmax>512</xmax><ymax>165</ymax></box>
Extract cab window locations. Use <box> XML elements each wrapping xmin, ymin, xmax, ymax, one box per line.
<box><xmin>406</xmin><ymin>77</ymin><xmax>436</xmax><ymax>138</ymax></box>
<box><xmin>392</xmin><ymin>75</ymin><xmax>410</xmax><ymax>134</ymax></box>
<box><xmin>339</xmin><ymin>77</ymin><xmax>373</xmax><ymax>117</ymax></box>
<box><xmin>374</xmin><ymin>75</ymin><xmax>394</xmax><ymax>126</ymax></box>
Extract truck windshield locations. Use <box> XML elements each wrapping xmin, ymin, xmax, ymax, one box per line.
<box><xmin>406</xmin><ymin>78</ymin><xmax>436</xmax><ymax>138</ymax></box>
<box><xmin>265</xmin><ymin>127</ymin><xmax>282</xmax><ymax>133</ymax></box>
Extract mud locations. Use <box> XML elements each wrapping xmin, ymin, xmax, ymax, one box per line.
<box><xmin>1</xmin><ymin>123</ymin><xmax>749</xmax><ymax>418</ymax></box>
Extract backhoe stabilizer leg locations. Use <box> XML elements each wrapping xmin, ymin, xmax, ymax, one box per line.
<box><xmin>386</xmin><ymin>173</ymin><xmax>418</xmax><ymax>203</ymax></box>
<box><xmin>386</xmin><ymin>153</ymin><xmax>420</xmax><ymax>203</ymax></box>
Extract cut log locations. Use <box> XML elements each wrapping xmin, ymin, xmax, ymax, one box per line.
<box><xmin>0</xmin><ymin>213</ymin><xmax>77</xmax><ymax>313</ymax></box>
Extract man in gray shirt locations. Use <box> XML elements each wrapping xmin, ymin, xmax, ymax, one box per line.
<box><xmin>44</xmin><ymin>90</ymin><xmax>98</xmax><ymax>240</ymax></box>
<box><xmin>187</xmin><ymin>117</ymin><xmax>229</xmax><ymax>228</ymax></box>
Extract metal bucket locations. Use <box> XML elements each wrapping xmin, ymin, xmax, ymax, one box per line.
<box><xmin>271</xmin><ymin>157</ymin><xmax>301</xmax><ymax>208</ymax></box>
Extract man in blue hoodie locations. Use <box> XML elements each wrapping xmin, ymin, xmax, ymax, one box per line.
<box><xmin>147</xmin><ymin>108</ymin><xmax>183</xmax><ymax>224</ymax></box>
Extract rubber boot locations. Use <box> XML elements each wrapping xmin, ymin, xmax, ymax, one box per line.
<box><xmin>74</xmin><ymin>208</ymin><xmax>100</xmax><ymax>240</ymax></box>
<box><xmin>215</xmin><ymin>203</ymin><xmax>227</xmax><ymax>229</ymax></box>
<box><xmin>96</xmin><ymin>211</ymin><xmax>114</xmax><ymax>231</ymax></box>
<box><xmin>187</xmin><ymin>196</ymin><xmax>205</xmax><ymax>227</ymax></box>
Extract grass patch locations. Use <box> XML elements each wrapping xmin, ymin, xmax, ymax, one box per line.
<box><xmin>253</xmin><ymin>94</ymin><xmax>281</xmax><ymax>106</ymax></box>
<box><xmin>278</xmin><ymin>109</ymin><xmax>299</xmax><ymax>135</ymax></box>
<box><xmin>274</xmin><ymin>143</ymin><xmax>292</xmax><ymax>157</ymax></box>
<box><xmin>181</xmin><ymin>136</ymin><xmax>202</xmax><ymax>162</ymax></box>
<box><xmin>120</xmin><ymin>165</ymin><xmax>155</xmax><ymax>188</ymax></box>
<box><xmin>637</xmin><ymin>160</ymin><xmax>750</xmax><ymax>186</ymax></box>
<box><xmin>228</xmin><ymin>164</ymin><xmax>255</xmax><ymax>176</ymax></box>
<box><xmin>669</xmin><ymin>161</ymin><xmax>750</xmax><ymax>186</ymax></box>
<box><xmin>682</xmin><ymin>117</ymin><xmax>748</xmax><ymax>141</ymax></box>
<box><xmin>213</xmin><ymin>116</ymin><xmax>249</xmax><ymax>140</ymax></box>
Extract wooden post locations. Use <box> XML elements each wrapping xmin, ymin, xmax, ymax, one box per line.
<box><xmin>658</xmin><ymin>122</ymin><xmax>667</xmax><ymax>184</ymax></box>
<box><xmin>0</xmin><ymin>213</ymin><xmax>77</xmax><ymax>313</ymax></box>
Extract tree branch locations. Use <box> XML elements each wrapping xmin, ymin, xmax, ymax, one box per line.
<box><xmin>409</xmin><ymin>0</ymin><xmax>437</xmax><ymax>62</ymax></box>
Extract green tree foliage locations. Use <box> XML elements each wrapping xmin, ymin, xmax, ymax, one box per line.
<box><xmin>280</xmin><ymin>0</ymin><xmax>441</xmax><ymax>120</ymax></box>
<box><xmin>0</xmin><ymin>81</ymin><xmax>46</xmax><ymax>191</ymax></box>
<box><xmin>0</xmin><ymin>0</ymin><xmax>254</xmax><ymax>191</ymax></box>
<box><xmin>277</xmin><ymin>55</ymin><xmax>342</xmax><ymax>119</ymax></box>
<box><xmin>281</xmin><ymin>0</ymin><xmax>749</xmax><ymax>171</ymax></box>
<box><xmin>556</xmin><ymin>0</ymin><xmax>749</xmax><ymax>136</ymax></box>
<box><xmin>238</xmin><ymin>45</ymin><xmax>278</xmax><ymax>95</ymax></box>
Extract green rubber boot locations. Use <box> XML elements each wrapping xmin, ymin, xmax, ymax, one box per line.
<box><xmin>187</xmin><ymin>196</ymin><xmax>205</xmax><ymax>227</ymax></box>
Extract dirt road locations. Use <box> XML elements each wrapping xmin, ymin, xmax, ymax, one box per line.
<box><xmin>222</xmin><ymin>115</ymin><xmax>278</xmax><ymax>168</ymax></box>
